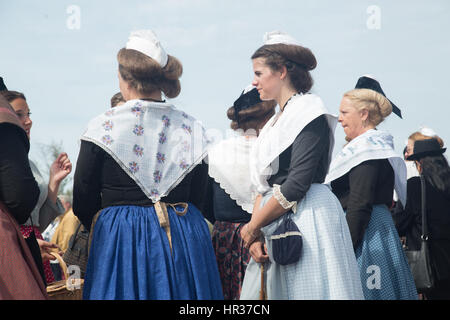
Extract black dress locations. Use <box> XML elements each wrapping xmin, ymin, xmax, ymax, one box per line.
<box><xmin>268</xmin><ymin>114</ymin><xmax>331</xmax><ymax>202</ymax></box>
<box><xmin>73</xmin><ymin>140</ymin><xmax>213</xmax><ymax>230</ymax></box>
<box><xmin>0</xmin><ymin>123</ymin><xmax>40</xmax><ymax>224</ymax></box>
<box><xmin>392</xmin><ymin>176</ymin><xmax>450</xmax><ymax>299</ymax></box>
<box><xmin>330</xmin><ymin>159</ymin><xmax>394</xmax><ymax>249</ymax></box>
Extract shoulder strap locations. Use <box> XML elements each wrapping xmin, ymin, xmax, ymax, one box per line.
<box><xmin>420</xmin><ymin>175</ymin><xmax>428</xmax><ymax>240</ymax></box>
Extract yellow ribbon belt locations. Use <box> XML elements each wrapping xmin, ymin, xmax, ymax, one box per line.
<box><xmin>154</xmin><ymin>201</ymin><xmax>188</xmax><ymax>252</ymax></box>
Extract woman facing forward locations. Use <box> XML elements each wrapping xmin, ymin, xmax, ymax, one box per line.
<box><xmin>239</xmin><ymin>31</ymin><xmax>363</xmax><ymax>300</ymax></box>
<box><xmin>73</xmin><ymin>30</ymin><xmax>223</xmax><ymax>300</ymax></box>
<box><xmin>325</xmin><ymin>75</ymin><xmax>417</xmax><ymax>300</ymax></box>
<box><xmin>1</xmin><ymin>90</ymin><xmax>71</xmax><ymax>285</ymax></box>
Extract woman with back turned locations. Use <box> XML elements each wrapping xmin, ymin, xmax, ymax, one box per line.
<box><xmin>73</xmin><ymin>30</ymin><xmax>223</xmax><ymax>300</ymax></box>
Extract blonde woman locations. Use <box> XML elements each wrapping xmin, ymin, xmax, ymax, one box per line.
<box><xmin>325</xmin><ymin>75</ymin><xmax>418</xmax><ymax>300</ymax></box>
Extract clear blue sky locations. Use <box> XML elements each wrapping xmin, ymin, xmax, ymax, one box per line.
<box><xmin>1</xmin><ymin>0</ymin><xmax>449</xmax><ymax>187</ymax></box>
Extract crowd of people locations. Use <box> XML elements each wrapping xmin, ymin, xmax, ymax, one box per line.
<box><xmin>1</xmin><ymin>29</ymin><xmax>449</xmax><ymax>300</ymax></box>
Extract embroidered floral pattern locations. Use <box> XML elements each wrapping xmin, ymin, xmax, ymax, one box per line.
<box><xmin>150</xmin><ymin>189</ymin><xmax>159</xmax><ymax>197</ymax></box>
<box><xmin>133</xmin><ymin>125</ymin><xmax>144</xmax><ymax>136</ymax></box>
<box><xmin>156</xmin><ymin>152</ymin><xmax>165</xmax><ymax>164</ymax></box>
<box><xmin>159</xmin><ymin>132</ymin><xmax>167</xmax><ymax>144</ymax></box>
<box><xmin>102</xmin><ymin>120</ymin><xmax>113</xmax><ymax>131</ymax></box>
<box><xmin>153</xmin><ymin>170</ymin><xmax>162</xmax><ymax>183</ymax></box>
<box><xmin>131</xmin><ymin>106</ymin><xmax>143</xmax><ymax>117</ymax></box>
<box><xmin>182</xmin><ymin>112</ymin><xmax>188</xmax><ymax>119</ymax></box>
<box><xmin>129</xmin><ymin>161</ymin><xmax>139</xmax><ymax>173</ymax></box>
<box><xmin>133</xmin><ymin>144</ymin><xmax>144</xmax><ymax>157</ymax></box>
<box><xmin>101</xmin><ymin>135</ymin><xmax>114</xmax><ymax>145</ymax></box>
<box><xmin>179</xmin><ymin>159</ymin><xmax>189</xmax><ymax>170</ymax></box>
<box><xmin>182</xmin><ymin>123</ymin><xmax>192</xmax><ymax>134</ymax></box>
<box><xmin>162</xmin><ymin>115</ymin><xmax>171</xmax><ymax>128</ymax></box>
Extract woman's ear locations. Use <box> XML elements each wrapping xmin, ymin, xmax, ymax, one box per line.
<box><xmin>279</xmin><ymin>65</ymin><xmax>288</xmax><ymax>80</ymax></box>
<box><xmin>415</xmin><ymin>160</ymin><xmax>422</xmax><ymax>173</ymax></box>
<box><xmin>360</xmin><ymin>108</ymin><xmax>369</xmax><ymax>122</ymax></box>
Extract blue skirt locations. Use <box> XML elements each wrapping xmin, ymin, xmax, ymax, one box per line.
<box><xmin>83</xmin><ymin>204</ymin><xmax>224</xmax><ymax>300</ymax></box>
<box><xmin>353</xmin><ymin>205</ymin><xmax>418</xmax><ymax>300</ymax></box>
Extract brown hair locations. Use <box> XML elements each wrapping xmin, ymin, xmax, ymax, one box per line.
<box><xmin>408</xmin><ymin>132</ymin><xmax>444</xmax><ymax>148</ymax></box>
<box><xmin>110</xmin><ymin>92</ymin><xmax>125</xmax><ymax>108</ymax></box>
<box><xmin>117</xmin><ymin>48</ymin><xmax>183</xmax><ymax>98</ymax></box>
<box><xmin>343</xmin><ymin>88</ymin><xmax>392</xmax><ymax>127</ymax></box>
<box><xmin>226</xmin><ymin>100</ymin><xmax>277</xmax><ymax>133</ymax></box>
<box><xmin>0</xmin><ymin>90</ymin><xmax>26</xmax><ymax>103</ymax></box>
<box><xmin>251</xmin><ymin>43</ymin><xmax>317</xmax><ymax>93</ymax></box>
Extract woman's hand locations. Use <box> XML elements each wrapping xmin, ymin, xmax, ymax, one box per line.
<box><xmin>48</xmin><ymin>152</ymin><xmax>72</xmax><ymax>204</ymax></box>
<box><xmin>249</xmin><ymin>240</ymin><xmax>269</xmax><ymax>263</ymax></box>
<box><xmin>49</xmin><ymin>152</ymin><xmax>72</xmax><ymax>186</ymax></box>
<box><xmin>36</xmin><ymin>239</ymin><xmax>64</xmax><ymax>262</ymax></box>
<box><xmin>240</xmin><ymin>222</ymin><xmax>261</xmax><ymax>249</ymax></box>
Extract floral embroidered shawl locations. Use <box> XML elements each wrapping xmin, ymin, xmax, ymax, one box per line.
<box><xmin>81</xmin><ymin>99</ymin><xmax>212</xmax><ymax>203</ymax></box>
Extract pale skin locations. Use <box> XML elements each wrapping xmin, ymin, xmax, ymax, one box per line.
<box><xmin>338</xmin><ymin>96</ymin><xmax>375</xmax><ymax>142</ymax></box>
<box><xmin>10</xmin><ymin>97</ymin><xmax>70</xmax><ymax>260</ymax></box>
<box><xmin>240</xmin><ymin>57</ymin><xmax>301</xmax><ymax>263</ymax></box>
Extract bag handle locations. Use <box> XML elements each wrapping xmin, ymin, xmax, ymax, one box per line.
<box><xmin>419</xmin><ymin>175</ymin><xmax>429</xmax><ymax>240</ymax></box>
<box><xmin>49</xmin><ymin>251</ymin><xmax>69</xmax><ymax>280</ymax></box>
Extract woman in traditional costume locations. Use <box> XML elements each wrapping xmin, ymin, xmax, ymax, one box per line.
<box><xmin>0</xmin><ymin>92</ymin><xmax>47</xmax><ymax>299</ymax></box>
<box><xmin>325</xmin><ymin>75</ymin><xmax>418</xmax><ymax>300</ymax></box>
<box><xmin>73</xmin><ymin>30</ymin><xmax>223</xmax><ymax>300</ymax></box>
<box><xmin>393</xmin><ymin>138</ymin><xmax>450</xmax><ymax>300</ymax></box>
<box><xmin>1</xmin><ymin>89</ymin><xmax>71</xmax><ymax>285</ymax></box>
<box><xmin>239</xmin><ymin>31</ymin><xmax>363</xmax><ymax>300</ymax></box>
<box><xmin>208</xmin><ymin>85</ymin><xmax>276</xmax><ymax>299</ymax></box>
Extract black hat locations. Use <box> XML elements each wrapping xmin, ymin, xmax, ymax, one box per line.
<box><xmin>406</xmin><ymin>138</ymin><xmax>446</xmax><ymax>161</ymax></box>
<box><xmin>0</xmin><ymin>77</ymin><xmax>7</xmax><ymax>91</ymax></box>
<box><xmin>233</xmin><ymin>86</ymin><xmax>262</xmax><ymax>125</ymax></box>
<box><xmin>355</xmin><ymin>75</ymin><xmax>402</xmax><ymax>119</ymax></box>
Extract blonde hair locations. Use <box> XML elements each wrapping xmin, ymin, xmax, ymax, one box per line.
<box><xmin>343</xmin><ymin>88</ymin><xmax>392</xmax><ymax>127</ymax></box>
<box><xmin>117</xmin><ymin>48</ymin><xmax>183</xmax><ymax>98</ymax></box>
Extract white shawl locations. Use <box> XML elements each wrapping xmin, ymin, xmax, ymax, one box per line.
<box><xmin>81</xmin><ymin>99</ymin><xmax>211</xmax><ymax>203</ymax></box>
<box><xmin>208</xmin><ymin>134</ymin><xmax>257</xmax><ymax>213</ymax></box>
<box><xmin>325</xmin><ymin>129</ymin><xmax>407</xmax><ymax>206</ymax></box>
<box><xmin>250</xmin><ymin>93</ymin><xmax>337</xmax><ymax>195</ymax></box>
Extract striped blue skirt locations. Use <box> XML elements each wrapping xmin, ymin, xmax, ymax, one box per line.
<box><xmin>353</xmin><ymin>205</ymin><xmax>418</xmax><ymax>300</ymax></box>
<box><xmin>83</xmin><ymin>204</ymin><xmax>223</xmax><ymax>300</ymax></box>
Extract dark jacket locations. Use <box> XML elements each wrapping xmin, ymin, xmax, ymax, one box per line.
<box><xmin>393</xmin><ymin>176</ymin><xmax>450</xmax><ymax>281</ymax></box>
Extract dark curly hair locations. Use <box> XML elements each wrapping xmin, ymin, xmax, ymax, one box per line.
<box><xmin>419</xmin><ymin>154</ymin><xmax>450</xmax><ymax>198</ymax></box>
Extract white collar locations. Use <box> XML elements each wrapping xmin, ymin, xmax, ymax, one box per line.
<box><xmin>325</xmin><ymin>129</ymin><xmax>407</xmax><ymax>206</ymax></box>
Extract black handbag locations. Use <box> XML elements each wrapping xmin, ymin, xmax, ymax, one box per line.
<box><xmin>405</xmin><ymin>175</ymin><xmax>435</xmax><ymax>292</ymax></box>
<box><xmin>270</xmin><ymin>211</ymin><xmax>303</xmax><ymax>265</ymax></box>
<box><xmin>62</xmin><ymin>222</ymin><xmax>89</xmax><ymax>278</ymax></box>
